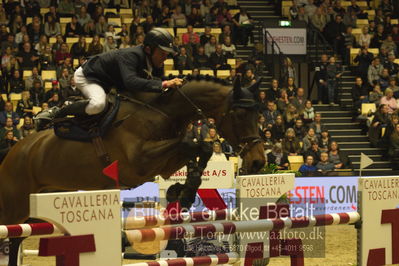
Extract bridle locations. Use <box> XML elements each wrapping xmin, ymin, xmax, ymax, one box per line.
<box><xmin>175</xmin><ymin>82</ymin><xmax>262</xmax><ymax>158</ymax></box>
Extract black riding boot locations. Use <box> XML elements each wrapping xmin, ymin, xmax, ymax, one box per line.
<box><xmin>54</xmin><ymin>100</ymin><xmax>90</xmax><ymax>118</ymax></box>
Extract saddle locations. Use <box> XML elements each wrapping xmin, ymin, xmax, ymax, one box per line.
<box><xmin>53</xmin><ymin>93</ymin><xmax>120</xmax><ymax>142</ymax></box>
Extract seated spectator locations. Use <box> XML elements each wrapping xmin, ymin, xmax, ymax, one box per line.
<box><xmin>218</xmin><ymin>25</ymin><xmax>233</xmax><ymax>45</ymax></box>
<box><xmin>221</xmin><ymin>36</ymin><xmax>236</xmax><ymax>58</ymax></box>
<box><xmin>51</xmin><ymin>34</ymin><xmax>64</xmax><ymax>55</ymax></box>
<box><xmin>392</xmin><ymin>26</ymin><xmax>399</xmax><ymax>45</ymax></box>
<box><xmin>56</xmin><ymin>57</ymin><xmax>74</xmax><ymax>78</ymax></box>
<box><xmin>388</xmin><ymin>123</ymin><xmax>399</xmax><ymax>159</ymax></box>
<box><xmin>370</xmin><ymin>24</ymin><xmax>385</xmax><ymax>49</ymax></box>
<box><xmin>19</xmin><ymin>116</ymin><xmax>35</xmax><ymax>138</ymax></box>
<box><xmin>39</xmin><ymin>45</ymin><xmax>56</xmax><ymax>70</ymax></box>
<box><xmin>171</xmin><ymin>6</ymin><xmax>187</xmax><ymax>28</ymax></box>
<box><xmin>156</xmin><ymin>6</ymin><xmax>172</xmax><ymax>27</ymax></box>
<box><xmin>30</xmin><ymin>80</ymin><xmax>45</xmax><ymax>107</ymax></box>
<box><xmin>329</xmin><ymin>141</ymin><xmax>349</xmax><ymax>169</ymax></box>
<box><xmin>380</xmin><ymin>88</ymin><xmax>397</xmax><ymax>114</ymax></box>
<box><xmin>309</xmin><ymin>113</ymin><xmax>327</xmax><ymax>137</ymax></box>
<box><xmin>55</xmin><ymin>43</ymin><xmax>71</xmax><ymax>66</ymax></box>
<box><xmin>262</xmin><ymin>101</ymin><xmax>279</xmax><ymax>128</ymax></box>
<box><xmin>182</xmin><ymin>25</ymin><xmax>200</xmax><ymax>45</ymax></box>
<box><xmin>291</xmin><ymin>87</ymin><xmax>306</xmax><ymax>115</ymax></box>
<box><xmin>209</xmin><ymin>142</ymin><xmax>228</xmax><ymax>161</ymax></box>
<box><xmin>304</xmin><ymin>141</ymin><xmax>321</xmax><ymax>164</ymax></box>
<box><xmin>62</xmin><ymin>76</ymin><xmax>81</xmax><ymax>100</ymax></box>
<box><xmin>343</xmin><ymin>10</ymin><xmax>357</xmax><ymax>29</ymax></box>
<box><xmin>174</xmin><ymin>46</ymin><xmax>194</xmax><ymax>71</ymax></box>
<box><xmin>379</xmin><ymin>68</ymin><xmax>391</xmax><ymax>90</ymax></box>
<box><xmin>224</xmin><ymin>68</ymin><xmax>235</xmax><ymax>85</ymax></box>
<box><xmin>65</xmin><ymin>15</ymin><xmax>83</xmax><ymax>38</ymax></box>
<box><xmin>9</xmin><ymin>69</ymin><xmax>24</xmax><ymax>94</ymax></box>
<box><xmin>266</xmin><ymin>79</ymin><xmax>280</xmax><ymax>102</ymax></box>
<box><xmin>183</xmin><ymin>33</ymin><xmax>199</xmax><ymax>57</ymax></box>
<box><xmin>293</xmin><ymin>118</ymin><xmax>306</xmax><ymax>139</ymax></box>
<box><xmin>58</xmin><ymin>69</ymin><xmax>71</xmax><ymax>91</ymax></box>
<box><xmin>0</xmin><ymin>101</ymin><xmax>19</xmax><ymax>126</ymax></box>
<box><xmin>70</xmin><ymin>36</ymin><xmax>87</xmax><ymax>59</ymax></box>
<box><xmin>193</xmin><ymin>46</ymin><xmax>210</xmax><ymax>69</ymax></box>
<box><xmin>303</xmin><ymin>100</ymin><xmax>315</xmax><ymax>125</ymax></box>
<box><xmin>204</xmin><ymin>35</ymin><xmax>217</xmax><ymax>57</ymax></box>
<box><xmin>200</xmin><ymin>26</ymin><xmax>212</xmax><ymax>46</ymax></box>
<box><xmin>302</xmin><ymin>127</ymin><xmax>319</xmax><ymax>152</ymax></box>
<box><xmin>258</xmin><ymin>114</ymin><xmax>266</xmax><ymax>135</ymax></box>
<box><xmin>378</xmin><ymin>47</ymin><xmax>390</xmax><ymax>66</ymax></box>
<box><xmin>83</xmin><ymin>20</ymin><xmax>96</xmax><ymax>37</ymax></box>
<box><xmin>95</xmin><ymin>16</ymin><xmax>108</xmax><ymax>37</ymax></box>
<box><xmin>359</xmin><ymin>26</ymin><xmax>371</xmax><ymax>48</ymax></box>
<box><xmin>140</xmin><ymin>16</ymin><xmax>155</xmax><ymax>34</ymax></box>
<box><xmin>103</xmin><ymin>36</ymin><xmax>117</xmax><ymax>52</ymax></box>
<box><xmin>87</xmin><ymin>35</ymin><xmax>103</xmax><ymax>56</ymax></box>
<box><xmin>267</xmin><ymin>143</ymin><xmax>289</xmax><ymax>170</ymax></box>
<box><xmin>16</xmin><ymin>42</ymin><xmax>39</xmax><ymax>70</ymax></box>
<box><xmin>187</xmin><ymin>7</ymin><xmax>203</xmax><ymax>27</ymax></box>
<box><xmin>388</xmin><ymin>78</ymin><xmax>399</xmax><ymax>97</ymax></box>
<box><xmin>105</xmin><ymin>25</ymin><xmax>121</xmax><ymax>42</ymax></box>
<box><xmin>77</xmin><ymin>6</ymin><xmax>91</xmax><ymax>27</ymax></box>
<box><xmin>284</xmin><ymin>104</ymin><xmax>300</xmax><ymax>128</ymax></box>
<box><xmin>277</xmin><ymin>89</ymin><xmax>290</xmax><ymax>114</ymax></box>
<box><xmin>286</xmin><ymin>77</ymin><xmax>297</xmax><ymax>99</ymax></box>
<box><xmin>209</xmin><ymin>44</ymin><xmax>229</xmax><ymax>71</ymax></box>
<box><xmin>16</xmin><ymin>91</ymin><xmax>33</xmax><ymax>118</ymax></box>
<box><xmin>316</xmin><ymin>152</ymin><xmax>334</xmax><ymax>172</ymax></box>
<box><xmin>271</xmin><ymin>114</ymin><xmax>285</xmax><ymax>142</ymax></box>
<box><xmin>299</xmin><ymin>155</ymin><xmax>318</xmax><ymax>175</ymax></box>
<box><xmin>249</xmin><ymin>42</ymin><xmax>265</xmax><ymax>75</ymax></box>
<box><xmin>385</xmin><ymin>54</ymin><xmax>399</xmax><ymax>77</ymax></box>
<box><xmin>319</xmin><ymin>129</ymin><xmax>332</xmax><ymax>152</ymax></box>
<box><xmin>381</xmin><ymin>35</ymin><xmax>397</xmax><ymax>55</ymax></box>
<box><xmin>34</xmin><ymin>35</ymin><xmax>51</xmax><ymax>56</ymax></box>
<box><xmin>119</xmin><ymin>36</ymin><xmax>132</xmax><ymax>49</ymax></box>
<box><xmin>263</xmin><ymin>129</ymin><xmax>274</xmax><ymax>154</ymax></box>
<box><xmin>135</xmin><ymin>34</ymin><xmax>145</xmax><ymax>46</ymax></box>
<box><xmin>48</xmin><ymin>93</ymin><xmax>62</xmax><ymax>107</ymax></box>
<box><xmin>0</xmin><ymin>117</ymin><xmax>20</xmax><ymax>139</ymax></box>
<box><xmin>368</xmin><ymin>57</ymin><xmax>383</xmax><ymax>87</ymax></box>
<box><xmin>369</xmin><ymin>104</ymin><xmax>390</xmax><ymax>147</ymax></box>
<box><xmin>369</xmin><ymin>84</ymin><xmax>383</xmax><ymax>104</ymax></box>
<box><xmin>241</xmin><ymin>68</ymin><xmax>256</xmax><ymax>87</ymax></box>
<box><xmin>217</xmin><ymin>7</ymin><xmax>233</xmax><ymax>29</ymax></box>
<box><xmin>44</xmin><ymin>15</ymin><xmax>61</xmax><ymax>37</ymax></box>
<box><xmin>204</xmin><ymin>7</ymin><xmax>219</xmax><ymax>27</ymax></box>
<box><xmin>282</xmin><ymin>128</ymin><xmax>302</xmax><ymax>156</ymax></box>
<box><xmin>0</xmin><ymin>130</ymin><xmax>18</xmax><ymax>149</ymax></box>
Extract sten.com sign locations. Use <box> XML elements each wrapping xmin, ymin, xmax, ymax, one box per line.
<box><xmin>290</xmin><ymin>176</ymin><xmax>358</xmax><ymax>215</ymax></box>
<box><xmin>266</xmin><ymin>28</ymin><xmax>307</xmax><ymax>55</ymax></box>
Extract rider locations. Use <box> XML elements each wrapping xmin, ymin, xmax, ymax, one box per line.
<box><xmin>39</xmin><ymin>28</ymin><xmax>183</xmax><ymax>121</ymax></box>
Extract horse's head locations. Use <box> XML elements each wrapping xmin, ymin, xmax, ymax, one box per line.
<box><xmin>218</xmin><ymin>77</ymin><xmax>266</xmax><ymax>174</ymax></box>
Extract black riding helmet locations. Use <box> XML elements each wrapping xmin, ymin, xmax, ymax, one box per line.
<box><xmin>144</xmin><ymin>28</ymin><xmax>177</xmax><ymax>54</ymax></box>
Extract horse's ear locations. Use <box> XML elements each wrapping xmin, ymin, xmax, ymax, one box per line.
<box><xmin>247</xmin><ymin>77</ymin><xmax>262</xmax><ymax>95</ymax></box>
<box><xmin>233</xmin><ymin>76</ymin><xmax>242</xmax><ymax>100</ymax></box>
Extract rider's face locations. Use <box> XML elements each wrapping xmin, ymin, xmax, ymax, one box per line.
<box><xmin>151</xmin><ymin>47</ymin><xmax>169</xmax><ymax>68</ymax></box>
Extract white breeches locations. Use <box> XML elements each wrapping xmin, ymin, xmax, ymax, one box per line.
<box><xmin>74</xmin><ymin>67</ymin><xmax>107</xmax><ymax>115</ymax></box>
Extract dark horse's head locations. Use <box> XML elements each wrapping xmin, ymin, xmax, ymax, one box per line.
<box><xmin>217</xmin><ymin>77</ymin><xmax>266</xmax><ymax>174</ymax></box>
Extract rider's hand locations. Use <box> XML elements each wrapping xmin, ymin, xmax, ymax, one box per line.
<box><xmin>164</xmin><ymin>78</ymin><xmax>183</xmax><ymax>89</ymax></box>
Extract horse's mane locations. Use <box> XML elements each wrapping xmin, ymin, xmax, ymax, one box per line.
<box><xmin>166</xmin><ymin>74</ymin><xmax>230</xmax><ymax>86</ymax></box>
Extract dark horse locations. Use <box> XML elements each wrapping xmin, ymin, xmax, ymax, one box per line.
<box><xmin>0</xmin><ymin>76</ymin><xmax>265</xmax><ymax>265</ymax></box>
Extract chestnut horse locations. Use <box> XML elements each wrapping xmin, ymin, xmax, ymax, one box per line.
<box><xmin>0</xmin><ymin>77</ymin><xmax>265</xmax><ymax>224</ymax></box>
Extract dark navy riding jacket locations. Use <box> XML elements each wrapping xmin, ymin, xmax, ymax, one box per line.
<box><xmin>82</xmin><ymin>45</ymin><xmax>164</xmax><ymax>93</ymax></box>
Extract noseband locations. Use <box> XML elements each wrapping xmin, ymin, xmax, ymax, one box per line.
<box><xmin>237</xmin><ymin>136</ymin><xmax>263</xmax><ymax>157</ymax></box>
